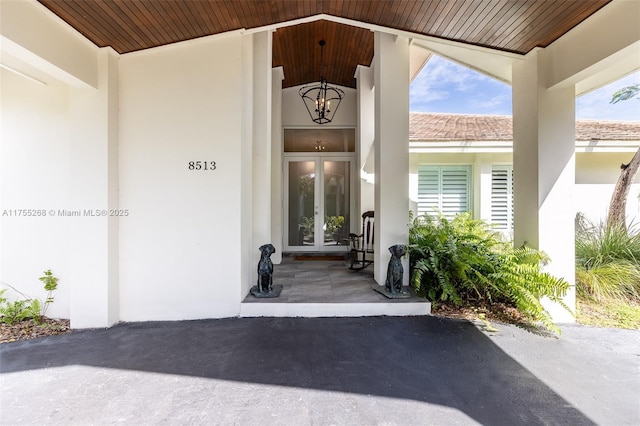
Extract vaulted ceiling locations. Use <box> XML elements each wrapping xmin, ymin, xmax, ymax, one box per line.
<box><xmin>38</xmin><ymin>0</ymin><xmax>611</xmax><ymax>88</ymax></box>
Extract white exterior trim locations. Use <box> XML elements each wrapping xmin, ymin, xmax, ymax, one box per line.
<box><xmin>410</xmin><ymin>140</ymin><xmax>640</xmax><ymax>154</ymax></box>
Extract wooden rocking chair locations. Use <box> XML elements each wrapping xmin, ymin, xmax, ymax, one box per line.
<box><xmin>348</xmin><ymin>211</ymin><xmax>374</xmax><ymax>270</ymax></box>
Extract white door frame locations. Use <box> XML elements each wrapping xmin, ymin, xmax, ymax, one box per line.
<box><xmin>283</xmin><ymin>153</ymin><xmax>356</xmax><ymax>252</ymax></box>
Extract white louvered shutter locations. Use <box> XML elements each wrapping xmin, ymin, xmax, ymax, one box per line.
<box><xmin>418</xmin><ymin>165</ymin><xmax>471</xmax><ymax>219</ymax></box>
<box><xmin>491</xmin><ymin>165</ymin><xmax>513</xmax><ymax>231</ymax></box>
<box><xmin>417</xmin><ymin>166</ymin><xmax>440</xmax><ymax>216</ymax></box>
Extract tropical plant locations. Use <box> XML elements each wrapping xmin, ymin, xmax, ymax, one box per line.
<box><xmin>38</xmin><ymin>269</ymin><xmax>59</xmax><ymax>318</ymax></box>
<box><xmin>409</xmin><ymin>212</ymin><xmax>571</xmax><ymax>333</ymax></box>
<box><xmin>299</xmin><ymin>216</ymin><xmax>314</xmax><ymax>240</ymax></box>
<box><xmin>575</xmin><ymin>218</ymin><xmax>640</xmax><ymax>301</ymax></box>
<box><xmin>0</xmin><ymin>270</ymin><xmax>60</xmax><ymax>325</ymax></box>
<box><xmin>324</xmin><ymin>215</ymin><xmax>345</xmax><ymax>236</ymax></box>
<box><xmin>611</xmin><ymin>83</ymin><xmax>640</xmax><ymax>104</ymax></box>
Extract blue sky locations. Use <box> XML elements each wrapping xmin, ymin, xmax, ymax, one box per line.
<box><xmin>410</xmin><ymin>55</ymin><xmax>640</xmax><ymax>121</ymax></box>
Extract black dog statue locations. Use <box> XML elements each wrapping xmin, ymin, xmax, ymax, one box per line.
<box><xmin>256</xmin><ymin>243</ymin><xmax>275</xmax><ymax>294</ymax></box>
<box><xmin>385</xmin><ymin>244</ymin><xmax>406</xmax><ymax>294</ymax></box>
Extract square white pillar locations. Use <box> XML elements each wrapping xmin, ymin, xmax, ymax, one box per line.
<box><xmin>242</xmin><ymin>31</ymin><xmax>274</xmax><ymax>296</ymax></box>
<box><xmin>513</xmin><ymin>49</ymin><xmax>576</xmax><ymax>322</ymax></box>
<box><xmin>355</xmin><ymin>65</ymin><xmax>375</xmax><ymax>223</ymax></box>
<box><xmin>373</xmin><ymin>33</ymin><xmax>410</xmax><ymax>285</ymax></box>
<box><xmin>251</xmin><ymin>31</ymin><xmax>273</xmax><ymax>250</ymax></box>
<box><xmin>68</xmin><ymin>48</ymin><xmax>119</xmax><ymax>328</ymax></box>
<box><xmin>270</xmin><ymin>67</ymin><xmax>284</xmax><ymax>265</ymax></box>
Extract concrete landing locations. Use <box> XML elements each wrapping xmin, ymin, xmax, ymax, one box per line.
<box><xmin>240</xmin><ymin>257</ymin><xmax>430</xmax><ymax>317</ymax></box>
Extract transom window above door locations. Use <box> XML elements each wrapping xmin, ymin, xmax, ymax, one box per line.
<box><xmin>284</xmin><ymin>128</ymin><xmax>355</xmax><ymax>153</ymax></box>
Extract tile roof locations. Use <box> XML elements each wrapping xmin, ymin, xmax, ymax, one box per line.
<box><xmin>409</xmin><ymin>113</ymin><xmax>640</xmax><ymax>142</ymax></box>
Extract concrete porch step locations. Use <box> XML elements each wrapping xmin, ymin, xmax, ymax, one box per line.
<box><xmin>240</xmin><ymin>301</ymin><xmax>431</xmax><ymax>317</ymax></box>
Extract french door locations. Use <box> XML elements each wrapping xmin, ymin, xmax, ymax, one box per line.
<box><xmin>284</xmin><ymin>156</ymin><xmax>355</xmax><ymax>252</ymax></box>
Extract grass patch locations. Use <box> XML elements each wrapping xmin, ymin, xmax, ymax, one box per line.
<box><xmin>577</xmin><ymin>297</ymin><xmax>640</xmax><ymax>329</ymax></box>
<box><xmin>575</xmin><ymin>219</ymin><xmax>640</xmax><ymax>301</ymax></box>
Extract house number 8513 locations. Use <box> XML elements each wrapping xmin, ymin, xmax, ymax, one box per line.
<box><xmin>188</xmin><ymin>161</ymin><xmax>216</xmax><ymax>170</ymax></box>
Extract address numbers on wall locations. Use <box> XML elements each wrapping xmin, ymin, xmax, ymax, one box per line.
<box><xmin>188</xmin><ymin>161</ymin><xmax>216</xmax><ymax>171</ymax></box>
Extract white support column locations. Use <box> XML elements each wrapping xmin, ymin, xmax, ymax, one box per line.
<box><xmin>512</xmin><ymin>49</ymin><xmax>576</xmax><ymax>323</ymax></box>
<box><xmin>242</xmin><ymin>31</ymin><xmax>274</xmax><ymax>295</ymax></box>
<box><xmin>240</xmin><ymin>34</ymin><xmax>254</xmax><ymax>297</ymax></box>
<box><xmin>271</xmin><ymin>66</ymin><xmax>284</xmax><ymax>264</ymax></box>
<box><xmin>251</xmin><ymin>31</ymin><xmax>273</xmax><ymax>251</ymax></box>
<box><xmin>68</xmin><ymin>48</ymin><xmax>119</xmax><ymax>328</ymax></box>
<box><xmin>373</xmin><ymin>32</ymin><xmax>410</xmax><ymax>285</ymax></box>
<box><xmin>355</xmin><ymin>65</ymin><xmax>375</xmax><ymax>224</ymax></box>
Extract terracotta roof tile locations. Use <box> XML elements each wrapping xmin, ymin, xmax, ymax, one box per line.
<box><xmin>409</xmin><ymin>113</ymin><xmax>640</xmax><ymax>142</ymax></box>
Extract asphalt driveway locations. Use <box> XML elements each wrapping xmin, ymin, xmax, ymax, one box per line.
<box><xmin>1</xmin><ymin>316</ymin><xmax>638</xmax><ymax>425</ymax></box>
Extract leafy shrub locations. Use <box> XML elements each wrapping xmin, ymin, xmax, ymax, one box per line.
<box><xmin>38</xmin><ymin>269</ymin><xmax>59</xmax><ymax>318</ymax></box>
<box><xmin>575</xmin><ymin>219</ymin><xmax>640</xmax><ymax>301</ymax></box>
<box><xmin>0</xmin><ymin>270</ymin><xmax>59</xmax><ymax>325</ymax></box>
<box><xmin>409</xmin><ymin>212</ymin><xmax>571</xmax><ymax>333</ymax></box>
<box><xmin>0</xmin><ymin>296</ymin><xmax>28</xmax><ymax>324</ymax></box>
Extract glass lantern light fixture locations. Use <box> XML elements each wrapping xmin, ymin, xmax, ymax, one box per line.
<box><xmin>299</xmin><ymin>40</ymin><xmax>345</xmax><ymax>125</ymax></box>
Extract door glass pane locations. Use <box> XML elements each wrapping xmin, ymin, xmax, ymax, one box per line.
<box><xmin>288</xmin><ymin>161</ymin><xmax>315</xmax><ymax>246</ymax></box>
<box><xmin>323</xmin><ymin>161</ymin><xmax>350</xmax><ymax>246</ymax></box>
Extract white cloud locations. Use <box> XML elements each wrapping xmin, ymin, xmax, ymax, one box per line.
<box><xmin>410</xmin><ymin>55</ymin><xmax>511</xmax><ymax>114</ymax></box>
<box><xmin>468</xmin><ymin>93</ymin><xmax>511</xmax><ymax>114</ymax></box>
<box><xmin>576</xmin><ymin>72</ymin><xmax>640</xmax><ymax>121</ymax></box>
<box><xmin>411</xmin><ymin>56</ymin><xmax>639</xmax><ymax>121</ymax></box>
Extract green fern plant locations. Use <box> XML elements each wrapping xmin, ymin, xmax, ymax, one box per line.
<box><xmin>0</xmin><ymin>299</ymin><xmax>31</xmax><ymax>325</ymax></box>
<box><xmin>409</xmin><ymin>212</ymin><xmax>571</xmax><ymax>333</ymax></box>
<box><xmin>490</xmin><ymin>246</ymin><xmax>570</xmax><ymax>333</ymax></box>
<box><xmin>0</xmin><ymin>270</ymin><xmax>59</xmax><ymax>325</ymax></box>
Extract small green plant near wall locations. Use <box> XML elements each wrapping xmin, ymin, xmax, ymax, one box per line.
<box><xmin>0</xmin><ymin>269</ymin><xmax>59</xmax><ymax>325</ymax></box>
<box><xmin>409</xmin><ymin>212</ymin><xmax>572</xmax><ymax>334</ymax></box>
<box><xmin>38</xmin><ymin>269</ymin><xmax>59</xmax><ymax>318</ymax></box>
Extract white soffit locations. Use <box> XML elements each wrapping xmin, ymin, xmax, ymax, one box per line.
<box><xmin>544</xmin><ymin>0</ymin><xmax>640</xmax><ymax>94</ymax></box>
<box><xmin>410</xmin><ymin>38</ymin><xmax>516</xmax><ymax>84</ymax></box>
<box><xmin>574</xmin><ymin>42</ymin><xmax>640</xmax><ymax>96</ymax></box>
<box><xmin>0</xmin><ymin>35</ymin><xmax>93</xmax><ymax>88</ymax></box>
<box><xmin>410</xmin><ymin>44</ymin><xmax>431</xmax><ymax>82</ymax></box>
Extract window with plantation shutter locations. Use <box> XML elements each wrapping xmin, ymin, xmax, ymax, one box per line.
<box><xmin>417</xmin><ymin>165</ymin><xmax>471</xmax><ymax>219</ymax></box>
<box><xmin>491</xmin><ymin>165</ymin><xmax>513</xmax><ymax>231</ymax></box>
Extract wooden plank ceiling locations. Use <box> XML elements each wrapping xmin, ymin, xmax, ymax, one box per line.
<box><xmin>38</xmin><ymin>0</ymin><xmax>610</xmax><ymax>88</ymax></box>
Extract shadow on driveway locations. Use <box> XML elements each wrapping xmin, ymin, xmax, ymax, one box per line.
<box><xmin>0</xmin><ymin>316</ymin><xmax>630</xmax><ymax>425</ymax></box>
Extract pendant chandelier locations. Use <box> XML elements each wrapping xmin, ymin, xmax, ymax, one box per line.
<box><xmin>299</xmin><ymin>40</ymin><xmax>345</xmax><ymax>125</ymax></box>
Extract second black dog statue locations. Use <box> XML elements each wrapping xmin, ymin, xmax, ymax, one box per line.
<box><xmin>385</xmin><ymin>244</ymin><xmax>406</xmax><ymax>294</ymax></box>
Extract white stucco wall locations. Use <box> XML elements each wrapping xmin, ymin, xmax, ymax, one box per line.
<box><xmin>575</xmin><ymin>152</ymin><xmax>640</xmax><ymax>226</ymax></box>
<box><xmin>0</xmin><ymin>69</ymin><xmax>71</xmax><ymax>319</ymax></box>
<box><xmin>118</xmin><ymin>34</ymin><xmax>245</xmax><ymax>321</ymax></box>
